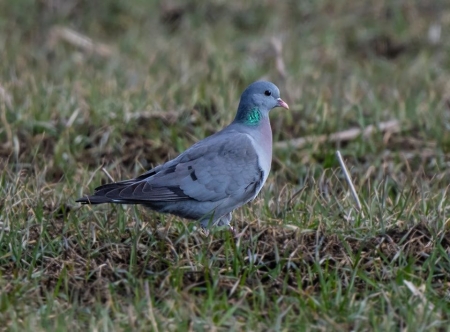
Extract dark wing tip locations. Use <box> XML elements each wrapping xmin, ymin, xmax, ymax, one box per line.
<box><xmin>75</xmin><ymin>197</ymin><xmax>87</xmax><ymax>204</ymax></box>
<box><xmin>76</xmin><ymin>181</ymin><xmax>131</xmax><ymax>205</ymax></box>
<box><xmin>76</xmin><ymin>175</ymin><xmax>194</xmax><ymax>205</ymax></box>
<box><xmin>76</xmin><ymin>195</ymin><xmax>113</xmax><ymax>204</ymax></box>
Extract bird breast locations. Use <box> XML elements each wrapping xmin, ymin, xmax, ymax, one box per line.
<box><xmin>249</xmin><ymin>119</ymin><xmax>272</xmax><ymax>183</ymax></box>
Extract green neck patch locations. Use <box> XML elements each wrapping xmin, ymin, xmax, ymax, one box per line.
<box><xmin>236</xmin><ymin>107</ymin><xmax>262</xmax><ymax>126</ymax></box>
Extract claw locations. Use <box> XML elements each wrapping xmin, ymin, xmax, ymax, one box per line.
<box><xmin>199</xmin><ymin>227</ymin><xmax>210</xmax><ymax>237</ymax></box>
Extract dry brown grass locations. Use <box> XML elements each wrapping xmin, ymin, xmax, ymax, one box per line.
<box><xmin>2</xmin><ymin>0</ymin><xmax>450</xmax><ymax>330</ymax></box>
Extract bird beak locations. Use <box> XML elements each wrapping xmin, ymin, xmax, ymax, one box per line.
<box><xmin>277</xmin><ymin>98</ymin><xmax>289</xmax><ymax>109</ymax></box>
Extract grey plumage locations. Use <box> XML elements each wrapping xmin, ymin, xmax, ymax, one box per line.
<box><xmin>76</xmin><ymin>81</ymin><xmax>289</xmax><ymax>228</ymax></box>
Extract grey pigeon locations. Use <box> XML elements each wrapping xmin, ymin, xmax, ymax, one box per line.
<box><xmin>76</xmin><ymin>81</ymin><xmax>289</xmax><ymax>229</ymax></box>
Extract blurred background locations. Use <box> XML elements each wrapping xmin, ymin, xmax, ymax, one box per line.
<box><xmin>1</xmin><ymin>0</ymin><xmax>450</xmax><ymax>193</ymax></box>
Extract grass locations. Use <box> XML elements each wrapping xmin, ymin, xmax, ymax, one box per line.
<box><xmin>1</xmin><ymin>0</ymin><xmax>450</xmax><ymax>330</ymax></box>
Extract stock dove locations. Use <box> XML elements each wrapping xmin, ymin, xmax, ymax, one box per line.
<box><xmin>76</xmin><ymin>81</ymin><xmax>289</xmax><ymax>229</ymax></box>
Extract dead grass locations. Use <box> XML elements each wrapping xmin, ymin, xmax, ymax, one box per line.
<box><xmin>3</xmin><ymin>214</ymin><xmax>448</xmax><ymax>309</ymax></box>
<box><xmin>2</xmin><ymin>0</ymin><xmax>450</xmax><ymax>330</ymax></box>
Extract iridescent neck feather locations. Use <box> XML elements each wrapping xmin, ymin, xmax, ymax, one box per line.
<box><xmin>235</xmin><ymin>107</ymin><xmax>263</xmax><ymax>126</ymax></box>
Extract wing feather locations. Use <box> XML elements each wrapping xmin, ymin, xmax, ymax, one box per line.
<box><xmin>79</xmin><ymin>131</ymin><xmax>265</xmax><ymax>205</ymax></box>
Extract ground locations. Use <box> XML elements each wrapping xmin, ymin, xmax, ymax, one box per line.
<box><xmin>1</xmin><ymin>1</ymin><xmax>450</xmax><ymax>331</ymax></box>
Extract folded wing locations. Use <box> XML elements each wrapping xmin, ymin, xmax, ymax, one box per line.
<box><xmin>76</xmin><ymin>132</ymin><xmax>264</xmax><ymax>205</ymax></box>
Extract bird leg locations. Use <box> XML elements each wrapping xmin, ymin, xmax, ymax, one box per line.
<box><xmin>228</xmin><ymin>224</ymin><xmax>237</xmax><ymax>237</ymax></box>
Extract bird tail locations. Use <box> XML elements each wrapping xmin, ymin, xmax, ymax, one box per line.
<box><xmin>76</xmin><ymin>182</ymin><xmax>130</xmax><ymax>205</ymax></box>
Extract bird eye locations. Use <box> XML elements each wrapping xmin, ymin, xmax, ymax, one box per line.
<box><xmin>264</xmin><ymin>90</ymin><xmax>271</xmax><ymax>96</ymax></box>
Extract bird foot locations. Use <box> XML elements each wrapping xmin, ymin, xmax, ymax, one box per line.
<box><xmin>198</xmin><ymin>225</ymin><xmax>237</xmax><ymax>238</ymax></box>
<box><xmin>199</xmin><ymin>228</ymin><xmax>210</xmax><ymax>237</ymax></box>
<box><xmin>229</xmin><ymin>225</ymin><xmax>240</xmax><ymax>238</ymax></box>
<box><xmin>229</xmin><ymin>225</ymin><xmax>234</xmax><ymax>232</ymax></box>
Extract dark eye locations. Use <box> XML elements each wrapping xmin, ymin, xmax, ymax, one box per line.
<box><xmin>264</xmin><ymin>90</ymin><xmax>271</xmax><ymax>96</ymax></box>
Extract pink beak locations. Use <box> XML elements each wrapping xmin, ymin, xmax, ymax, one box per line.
<box><xmin>277</xmin><ymin>98</ymin><xmax>289</xmax><ymax>109</ymax></box>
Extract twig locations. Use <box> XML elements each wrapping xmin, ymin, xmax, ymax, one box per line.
<box><xmin>0</xmin><ymin>102</ymin><xmax>12</xmax><ymax>146</ymax></box>
<box><xmin>403</xmin><ymin>280</ymin><xmax>434</xmax><ymax>310</ymax></box>
<box><xmin>48</xmin><ymin>26</ymin><xmax>114</xmax><ymax>57</ymax></box>
<box><xmin>336</xmin><ymin>150</ymin><xmax>362</xmax><ymax>212</ymax></box>
<box><xmin>145</xmin><ymin>281</ymin><xmax>159</xmax><ymax>332</ymax></box>
<box><xmin>270</xmin><ymin>37</ymin><xmax>287</xmax><ymax>80</ymax></box>
<box><xmin>275</xmin><ymin>120</ymin><xmax>400</xmax><ymax>149</ymax></box>
<box><xmin>0</xmin><ymin>83</ymin><xmax>13</xmax><ymax>109</ymax></box>
<box><xmin>125</xmin><ymin>110</ymin><xmax>181</xmax><ymax>124</ymax></box>
<box><xmin>101</xmin><ymin>167</ymin><xmax>115</xmax><ymax>183</ymax></box>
